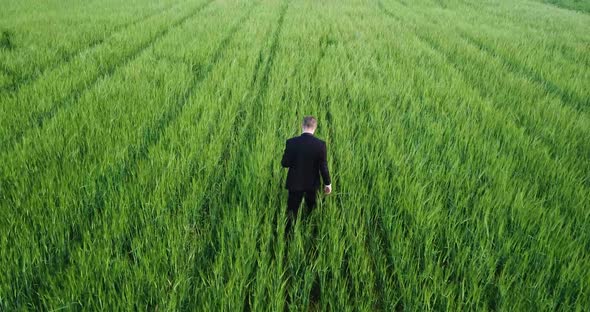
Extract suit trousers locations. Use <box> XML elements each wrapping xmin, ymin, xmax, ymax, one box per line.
<box><xmin>286</xmin><ymin>190</ymin><xmax>316</xmax><ymax>236</ymax></box>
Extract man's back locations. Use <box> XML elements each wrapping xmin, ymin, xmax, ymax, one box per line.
<box><xmin>281</xmin><ymin>116</ymin><xmax>331</xmax><ymax>237</ymax></box>
<box><xmin>281</xmin><ymin>132</ymin><xmax>331</xmax><ymax>191</ymax></box>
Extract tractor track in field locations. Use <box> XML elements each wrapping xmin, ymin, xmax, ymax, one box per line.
<box><xmin>458</xmin><ymin>31</ymin><xmax>589</xmax><ymax>113</ymax></box>
<box><xmin>243</xmin><ymin>0</ymin><xmax>290</xmax><ymax>307</ymax></box>
<box><xmin>379</xmin><ymin>0</ymin><xmax>589</xmax><ymax>115</ymax></box>
<box><xmin>0</xmin><ymin>0</ymin><xmax>216</xmax><ymax>219</ymax></box>
<box><xmin>196</xmin><ymin>0</ymin><xmax>285</xmax><ymax>227</ymax></box>
<box><xmin>417</xmin><ymin>30</ymin><xmax>590</xmax><ymax>168</ymax></box>
<box><xmin>180</xmin><ymin>1</ymin><xmax>290</xmax><ymax>308</ymax></box>
<box><xmin>0</xmin><ymin>0</ymin><xmax>183</xmax><ymax>95</ymax></box>
<box><xmin>94</xmin><ymin>0</ymin><xmax>258</xmax><ymax>223</ymax></box>
<box><xmin>303</xmin><ymin>24</ymin><xmax>332</xmax><ymax>303</ymax></box>
<box><xmin>178</xmin><ymin>0</ymin><xmax>266</xmax><ymax>228</ymax></box>
<box><xmin>375</xmin><ymin>1</ymin><xmax>590</xmax><ymax>278</ymax></box>
<box><xmin>165</xmin><ymin>3</ymin><xmax>271</xmax><ymax>302</ymax></box>
<box><xmin>197</xmin><ymin>0</ymin><xmax>289</xmax><ymax>226</ymax></box>
<box><xmin>253</xmin><ymin>0</ymin><xmax>289</xmax><ymax>102</ymax></box>
<box><xmin>376</xmin><ymin>1</ymin><xmax>588</xmax><ymax>243</ymax></box>
<box><xmin>82</xmin><ymin>0</ymin><xmax>258</xmax><ymax>265</ymax></box>
<box><xmin>0</xmin><ymin>0</ymin><xmax>214</xmax><ymax>155</ymax></box>
<box><xmin>182</xmin><ymin>67</ymin><xmax>264</xmax><ymax>308</ymax></box>
<box><xmin>308</xmin><ymin>13</ymin><xmax>366</xmax><ymax>308</ymax></box>
<box><xmin>375</xmin><ymin>0</ymin><xmax>590</xmax><ymax>187</ymax></box>
<box><xmin>337</xmin><ymin>28</ymin><xmax>396</xmax><ymax>312</ymax></box>
<box><xmin>372</xmin><ymin>213</ymin><xmax>405</xmax><ymax>310</ymax></box>
<box><xmin>21</xmin><ymin>2</ymin><xmax>259</xmax><ymax>302</ymax></box>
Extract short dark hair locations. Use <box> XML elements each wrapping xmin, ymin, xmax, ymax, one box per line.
<box><xmin>302</xmin><ymin>116</ymin><xmax>317</xmax><ymax>129</ymax></box>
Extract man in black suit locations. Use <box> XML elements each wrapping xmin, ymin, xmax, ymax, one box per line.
<box><xmin>281</xmin><ymin>116</ymin><xmax>332</xmax><ymax>235</ymax></box>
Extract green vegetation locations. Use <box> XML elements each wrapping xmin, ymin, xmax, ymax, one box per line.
<box><xmin>1</xmin><ymin>0</ymin><xmax>589</xmax><ymax>310</ymax></box>
<box><xmin>537</xmin><ymin>0</ymin><xmax>590</xmax><ymax>13</ymax></box>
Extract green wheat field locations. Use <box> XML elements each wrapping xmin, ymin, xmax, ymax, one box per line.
<box><xmin>1</xmin><ymin>0</ymin><xmax>589</xmax><ymax>310</ymax></box>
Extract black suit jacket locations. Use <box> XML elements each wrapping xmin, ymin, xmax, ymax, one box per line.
<box><xmin>281</xmin><ymin>132</ymin><xmax>331</xmax><ymax>191</ymax></box>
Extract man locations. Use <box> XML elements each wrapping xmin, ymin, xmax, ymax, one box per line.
<box><xmin>281</xmin><ymin>116</ymin><xmax>332</xmax><ymax>235</ymax></box>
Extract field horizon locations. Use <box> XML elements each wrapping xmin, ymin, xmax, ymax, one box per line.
<box><xmin>1</xmin><ymin>0</ymin><xmax>589</xmax><ymax>310</ymax></box>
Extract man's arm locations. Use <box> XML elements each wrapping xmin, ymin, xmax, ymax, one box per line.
<box><xmin>319</xmin><ymin>142</ymin><xmax>331</xmax><ymax>186</ymax></box>
<box><xmin>281</xmin><ymin>140</ymin><xmax>291</xmax><ymax>168</ymax></box>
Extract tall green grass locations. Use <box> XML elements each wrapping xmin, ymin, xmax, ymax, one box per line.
<box><xmin>1</xmin><ymin>0</ymin><xmax>588</xmax><ymax>310</ymax></box>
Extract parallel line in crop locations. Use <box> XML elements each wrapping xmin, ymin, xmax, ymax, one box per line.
<box><xmin>275</xmin><ymin>8</ymin><xmax>356</xmax><ymax>304</ymax></box>
<box><xmin>458</xmin><ymin>31</ymin><xmax>589</xmax><ymax>113</ymax></box>
<box><xmin>376</xmin><ymin>0</ymin><xmax>590</xmax><ymax>188</ymax></box>
<box><xmin>424</xmin><ymin>33</ymin><xmax>589</xmax><ymax>171</ymax></box>
<box><xmin>0</xmin><ymin>0</ymin><xmax>217</xmax><ymax>216</ymax></box>
<box><xmin>180</xmin><ymin>100</ymin><xmax>257</xmax><ymax>307</ymax></box>
<box><xmin>388</xmin><ymin>29</ymin><xmax>587</xmax><ymax>305</ymax></box>
<box><xmin>0</xmin><ymin>0</ymin><xmax>214</xmax><ymax>155</ymax></box>
<box><xmin>193</xmin><ymin>0</ymin><xmax>288</xmax><ymax>228</ymax></box>
<box><xmin>339</xmin><ymin>27</ymin><xmax>447</xmax><ymax>307</ymax></box>
<box><xmin>165</xmin><ymin>0</ymin><xmax>262</xmax><ymax>216</ymax></box>
<box><xmin>279</xmin><ymin>9</ymin><xmax>358</xmax><ymax>307</ymax></box>
<box><xmin>332</xmin><ymin>17</ymin><xmax>402</xmax><ymax>308</ymax></box>
<box><xmin>373</xmin><ymin>212</ymin><xmax>404</xmax><ymax>309</ymax></box>
<box><xmin>240</xmin><ymin>3</ymin><xmax>291</xmax><ymax>307</ymax></box>
<box><xmin>252</xmin><ymin>0</ymin><xmax>289</xmax><ymax>103</ymax></box>
<box><xmin>31</xmin><ymin>3</ymin><xmax>269</xmax><ymax>305</ymax></box>
<box><xmin>556</xmin><ymin>39</ymin><xmax>590</xmax><ymax>69</ymax></box>
<box><xmin>286</xmin><ymin>14</ymin><xmax>331</xmax><ymax>254</ymax></box>
<box><xmin>308</xmin><ymin>36</ymin><xmax>329</xmax><ymax>89</ymax></box>
<box><xmin>389</xmin><ymin>0</ymin><xmax>590</xmax><ymax>176</ymax></box>
<box><xmin>339</xmin><ymin>11</ymin><xmax>488</xmax><ymax>304</ymax></box>
<box><xmin>457</xmin><ymin>0</ymin><xmax>590</xmax><ymax>38</ymax></box>
<box><xmin>26</xmin><ymin>3</ymin><xmax>262</xmax><ymax>293</ymax></box>
<box><xmin>389</xmin><ymin>12</ymin><xmax>589</xmax><ymax>156</ymax></box>
<box><xmin>324</xmin><ymin>95</ymin><xmax>358</xmax><ymax>307</ymax></box>
<box><xmin>189</xmin><ymin>3</ymin><xmax>290</xmax><ymax>301</ymax></box>
<box><xmin>381</xmin><ymin>36</ymin><xmax>587</xmax><ymax>248</ymax></box>
<box><xmin>192</xmin><ymin>4</ymin><xmax>274</xmax><ymax>230</ymax></box>
<box><xmin>557</xmin><ymin>47</ymin><xmax>590</xmax><ymax>70</ymax></box>
<box><xmin>423</xmin><ymin>3</ymin><xmax>590</xmax><ymax>104</ymax></box>
<box><xmin>183</xmin><ymin>77</ymin><xmax>260</xmax><ymax>308</ymax></box>
<box><xmin>123</xmin><ymin>0</ymin><xmax>264</xmax><ymax>237</ymax></box>
<box><xmin>365</xmin><ymin>4</ymin><xmax>588</xmax><ymax>304</ymax></box>
<box><xmin>0</xmin><ymin>0</ymin><xmax>182</xmax><ymax>94</ymax></box>
<box><xmin>330</xmin><ymin>24</ymin><xmax>394</xmax><ymax>309</ymax></box>
<box><xmin>265</xmin><ymin>54</ymin><xmax>305</xmax><ymax>261</ymax></box>
<box><xmin>178</xmin><ymin>99</ymin><xmax>257</xmax><ymax>307</ymax></box>
<box><xmin>174</xmin><ymin>2</ymin><xmax>291</xmax><ymax>308</ymax></box>
<box><xmin>319</xmin><ymin>22</ymin><xmax>356</xmax><ymax>219</ymax></box>
<box><xmin>250</xmin><ymin>47</ymin><xmax>308</xmax><ymax>308</ymax></box>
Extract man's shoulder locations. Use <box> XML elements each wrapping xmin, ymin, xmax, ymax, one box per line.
<box><xmin>286</xmin><ymin>137</ymin><xmax>298</xmax><ymax>144</ymax></box>
<box><xmin>287</xmin><ymin>135</ymin><xmax>325</xmax><ymax>145</ymax></box>
<box><xmin>312</xmin><ymin>136</ymin><xmax>326</xmax><ymax>146</ymax></box>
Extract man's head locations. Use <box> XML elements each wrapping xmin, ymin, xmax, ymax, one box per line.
<box><xmin>302</xmin><ymin>116</ymin><xmax>317</xmax><ymax>134</ymax></box>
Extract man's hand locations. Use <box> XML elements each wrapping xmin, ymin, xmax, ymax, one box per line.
<box><xmin>324</xmin><ymin>184</ymin><xmax>332</xmax><ymax>195</ymax></box>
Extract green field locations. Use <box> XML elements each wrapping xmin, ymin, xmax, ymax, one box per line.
<box><xmin>1</xmin><ymin>0</ymin><xmax>589</xmax><ymax>310</ymax></box>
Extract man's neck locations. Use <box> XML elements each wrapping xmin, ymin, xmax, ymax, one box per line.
<box><xmin>302</xmin><ymin>130</ymin><xmax>314</xmax><ymax>135</ymax></box>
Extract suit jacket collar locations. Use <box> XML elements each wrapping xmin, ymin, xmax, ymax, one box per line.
<box><xmin>301</xmin><ymin>132</ymin><xmax>314</xmax><ymax>136</ymax></box>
